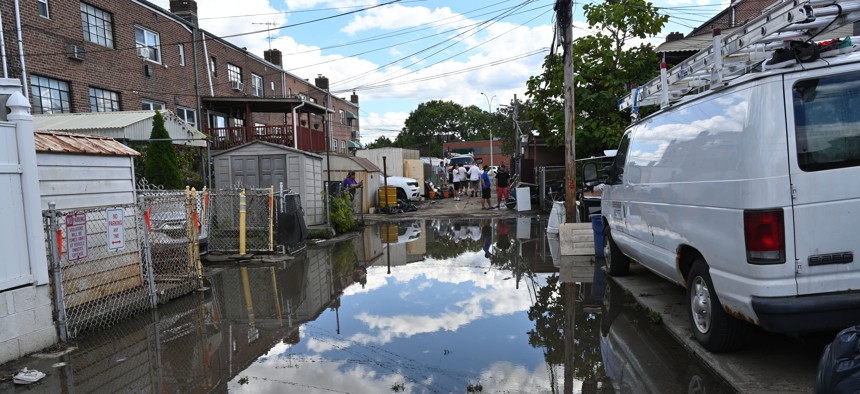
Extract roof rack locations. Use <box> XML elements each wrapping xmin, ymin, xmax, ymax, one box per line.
<box><xmin>619</xmin><ymin>0</ymin><xmax>860</xmax><ymax>117</ymax></box>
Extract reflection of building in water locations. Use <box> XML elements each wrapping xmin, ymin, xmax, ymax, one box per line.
<box><xmin>56</xmin><ymin>244</ymin><xmax>369</xmax><ymax>393</ymax></box>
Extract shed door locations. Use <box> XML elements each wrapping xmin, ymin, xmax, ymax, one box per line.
<box><xmin>259</xmin><ymin>155</ymin><xmax>286</xmax><ymax>190</ymax></box>
<box><xmin>231</xmin><ymin>156</ymin><xmax>259</xmax><ymax>188</ymax></box>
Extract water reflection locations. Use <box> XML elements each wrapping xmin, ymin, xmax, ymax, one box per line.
<box><xmin>16</xmin><ymin>218</ymin><xmax>735</xmax><ymax>393</ymax></box>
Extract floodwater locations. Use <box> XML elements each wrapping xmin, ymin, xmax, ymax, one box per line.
<box><xmin>3</xmin><ymin>218</ymin><xmax>736</xmax><ymax>393</ymax></box>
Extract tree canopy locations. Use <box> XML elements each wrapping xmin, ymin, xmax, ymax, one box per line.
<box><xmin>525</xmin><ymin>0</ymin><xmax>668</xmax><ymax>156</ymax></box>
<box><xmin>387</xmin><ymin>99</ymin><xmax>510</xmax><ymax>157</ymax></box>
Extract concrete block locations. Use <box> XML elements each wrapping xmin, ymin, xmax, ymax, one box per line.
<box><xmin>18</xmin><ymin>327</ymin><xmax>57</xmax><ymax>355</ymax></box>
<box><xmin>0</xmin><ymin>310</ymin><xmax>35</xmax><ymax>342</ymax></box>
<box><xmin>0</xmin><ymin>292</ymin><xmax>8</xmax><ymax>318</ymax></box>
<box><xmin>2</xmin><ymin>292</ymin><xmax>11</xmax><ymax>318</ymax></box>
<box><xmin>559</xmin><ymin>223</ymin><xmax>594</xmax><ymax>255</ymax></box>
<box><xmin>35</xmin><ymin>285</ymin><xmax>52</xmax><ymax>308</ymax></box>
<box><xmin>34</xmin><ymin>305</ymin><xmax>54</xmax><ymax>328</ymax></box>
<box><xmin>11</xmin><ymin>285</ymin><xmax>37</xmax><ymax>312</ymax></box>
<box><xmin>0</xmin><ymin>338</ymin><xmax>20</xmax><ymax>364</ymax></box>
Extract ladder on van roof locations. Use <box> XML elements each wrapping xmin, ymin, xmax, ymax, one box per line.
<box><xmin>619</xmin><ymin>0</ymin><xmax>860</xmax><ymax>117</ymax></box>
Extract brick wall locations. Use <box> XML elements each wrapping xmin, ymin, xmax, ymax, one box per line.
<box><xmin>0</xmin><ymin>0</ymin><xmax>358</xmax><ymax>147</ymax></box>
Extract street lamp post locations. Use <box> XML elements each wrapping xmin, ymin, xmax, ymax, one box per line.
<box><xmin>480</xmin><ymin>92</ymin><xmax>497</xmax><ymax>167</ymax></box>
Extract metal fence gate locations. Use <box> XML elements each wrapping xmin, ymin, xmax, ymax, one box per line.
<box><xmin>44</xmin><ymin>189</ymin><xmax>204</xmax><ymax>340</ymax></box>
<box><xmin>208</xmin><ymin>188</ymin><xmax>274</xmax><ymax>253</ymax></box>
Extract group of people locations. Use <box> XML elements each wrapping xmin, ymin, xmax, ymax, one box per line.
<box><xmin>446</xmin><ymin>162</ymin><xmax>510</xmax><ymax>210</ymax></box>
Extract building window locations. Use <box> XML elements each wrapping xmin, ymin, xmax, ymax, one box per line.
<box><xmin>227</xmin><ymin>63</ymin><xmax>242</xmax><ymax>83</ymax></box>
<box><xmin>30</xmin><ymin>75</ymin><xmax>70</xmax><ymax>114</ymax></box>
<box><xmin>80</xmin><ymin>3</ymin><xmax>113</xmax><ymax>48</ymax></box>
<box><xmin>339</xmin><ymin>110</ymin><xmax>344</xmax><ymax>125</ymax></box>
<box><xmin>178</xmin><ymin>44</ymin><xmax>185</xmax><ymax>66</ymax></box>
<box><xmin>134</xmin><ymin>26</ymin><xmax>160</xmax><ymax>63</ymax></box>
<box><xmin>38</xmin><ymin>0</ymin><xmax>49</xmax><ymax>18</ymax></box>
<box><xmin>177</xmin><ymin>107</ymin><xmax>197</xmax><ymax>129</ymax></box>
<box><xmin>251</xmin><ymin>74</ymin><xmax>263</xmax><ymax>97</ymax></box>
<box><xmin>341</xmin><ymin>140</ymin><xmax>346</xmax><ymax>153</ymax></box>
<box><xmin>89</xmin><ymin>87</ymin><xmax>120</xmax><ymax>112</ymax></box>
<box><xmin>209</xmin><ymin>57</ymin><xmax>217</xmax><ymax>76</ymax></box>
<box><xmin>332</xmin><ymin>138</ymin><xmax>337</xmax><ymax>151</ymax></box>
<box><xmin>141</xmin><ymin>99</ymin><xmax>165</xmax><ymax>111</ymax></box>
<box><xmin>254</xmin><ymin>122</ymin><xmax>266</xmax><ymax>135</ymax></box>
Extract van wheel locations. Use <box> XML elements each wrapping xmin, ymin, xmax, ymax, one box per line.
<box><xmin>686</xmin><ymin>258</ymin><xmax>751</xmax><ymax>352</ymax></box>
<box><xmin>604</xmin><ymin>229</ymin><xmax>630</xmax><ymax>276</ymax></box>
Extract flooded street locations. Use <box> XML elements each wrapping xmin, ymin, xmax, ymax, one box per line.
<box><xmin>2</xmin><ymin>218</ymin><xmax>736</xmax><ymax>393</ymax></box>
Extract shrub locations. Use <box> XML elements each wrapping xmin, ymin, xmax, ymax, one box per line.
<box><xmin>143</xmin><ymin>111</ymin><xmax>182</xmax><ymax>189</ymax></box>
<box><xmin>329</xmin><ymin>192</ymin><xmax>356</xmax><ymax>234</ymax></box>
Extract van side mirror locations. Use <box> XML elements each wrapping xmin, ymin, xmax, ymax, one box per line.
<box><xmin>605</xmin><ymin>164</ymin><xmax>622</xmax><ymax>185</ymax></box>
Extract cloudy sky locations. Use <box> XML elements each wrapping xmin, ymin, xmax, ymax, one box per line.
<box><xmin>149</xmin><ymin>0</ymin><xmax>728</xmax><ymax>144</ymax></box>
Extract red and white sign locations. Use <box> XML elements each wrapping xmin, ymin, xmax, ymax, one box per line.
<box><xmin>106</xmin><ymin>208</ymin><xmax>125</xmax><ymax>251</ymax></box>
<box><xmin>65</xmin><ymin>213</ymin><xmax>88</xmax><ymax>261</ymax></box>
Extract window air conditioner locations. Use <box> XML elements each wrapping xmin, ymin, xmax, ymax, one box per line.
<box><xmin>230</xmin><ymin>80</ymin><xmax>244</xmax><ymax>91</ymax></box>
<box><xmin>136</xmin><ymin>46</ymin><xmax>151</xmax><ymax>59</ymax></box>
<box><xmin>66</xmin><ymin>44</ymin><xmax>85</xmax><ymax>61</ymax></box>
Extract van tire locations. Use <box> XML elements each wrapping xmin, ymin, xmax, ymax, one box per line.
<box><xmin>686</xmin><ymin>258</ymin><xmax>751</xmax><ymax>352</ymax></box>
<box><xmin>604</xmin><ymin>229</ymin><xmax>630</xmax><ymax>276</ymax></box>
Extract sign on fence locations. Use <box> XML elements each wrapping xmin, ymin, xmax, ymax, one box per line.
<box><xmin>106</xmin><ymin>208</ymin><xmax>125</xmax><ymax>251</ymax></box>
<box><xmin>66</xmin><ymin>212</ymin><xmax>87</xmax><ymax>261</ymax></box>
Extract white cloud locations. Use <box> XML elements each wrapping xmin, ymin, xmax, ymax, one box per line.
<box><xmin>341</xmin><ymin>4</ymin><xmax>461</xmax><ymax>35</ymax></box>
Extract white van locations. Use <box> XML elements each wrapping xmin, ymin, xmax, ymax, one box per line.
<box><xmin>598</xmin><ymin>50</ymin><xmax>860</xmax><ymax>352</ymax></box>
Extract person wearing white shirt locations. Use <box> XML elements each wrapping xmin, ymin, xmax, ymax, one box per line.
<box><xmin>468</xmin><ymin>165</ymin><xmax>481</xmax><ymax>197</ymax></box>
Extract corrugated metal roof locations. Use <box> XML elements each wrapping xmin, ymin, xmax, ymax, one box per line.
<box><xmin>351</xmin><ymin>156</ymin><xmax>381</xmax><ymax>172</ymax></box>
<box><xmin>34</xmin><ymin>110</ymin><xmax>160</xmax><ymax>130</ymax></box>
<box><xmin>34</xmin><ymin>131</ymin><xmax>140</xmax><ymax>156</ymax></box>
<box><xmin>33</xmin><ymin>110</ymin><xmax>208</xmax><ymax>147</ymax></box>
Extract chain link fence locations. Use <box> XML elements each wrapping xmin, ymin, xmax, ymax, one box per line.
<box><xmin>140</xmin><ymin>191</ymin><xmax>202</xmax><ymax>301</ymax></box>
<box><xmin>44</xmin><ymin>188</ymin><xmax>205</xmax><ymax>340</ymax></box>
<box><xmin>208</xmin><ymin>188</ymin><xmax>274</xmax><ymax>253</ymax></box>
<box><xmin>45</xmin><ymin>203</ymin><xmax>152</xmax><ymax>340</ymax></box>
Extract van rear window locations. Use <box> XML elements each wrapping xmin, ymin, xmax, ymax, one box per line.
<box><xmin>793</xmin><ymin>73</ymin><xmax>860</xmax><ymax>171</ymax></box>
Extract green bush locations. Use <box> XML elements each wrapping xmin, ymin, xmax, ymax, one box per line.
<box><xmin>329</xmin><ymin>192</ymin><xmax>356</xmax><ymax>234</ymax></box>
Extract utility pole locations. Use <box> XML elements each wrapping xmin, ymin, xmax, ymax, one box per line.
<box><xmin>557</xmin><ymin>0</ymin><xmax>577</xmax><ymax>223</ymax></box>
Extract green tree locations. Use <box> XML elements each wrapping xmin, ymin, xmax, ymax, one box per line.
<box><xmin>525</xmin><ymin>0</ymin><xmax>668</xmax><ymax>156</ymax></box>
<box><xmin>366</xmin><ymin>135</ymin><xmax>395</xmax><ymax>149</ymax></box>
<box><xmin>143</xmin><ymin>111</ymin><xmax>183</xmax><ymax>189</ymax></box>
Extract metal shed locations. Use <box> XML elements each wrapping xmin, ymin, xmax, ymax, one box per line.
<box><xmin>356</xmin><ymin>147</ymin><xmax>420</xmax><ymax>177</ymax></box>
<box><xmin>33</xmin><ymin>110</ymin><xmax>207</xmax><ymax>147</ymax></box>
<box><xmin>34</xmin><ymin>131</ymin><xmax>139</xmax><ymax>210</ymax></box>
<box><xmin>212</xmin><ymin>141</ymin><xmax>324</xmax><ymax>225</ymax></box>
<box><xmin>323</xmin><ymin>155</ymin><xmax>381</xmax><ymax>214</ymax></box>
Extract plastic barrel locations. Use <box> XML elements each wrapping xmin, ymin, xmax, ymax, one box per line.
<box><xmin>591</xmin><ymin>214</ymin><xmax>604</xmax><ymax>258</ymax></box>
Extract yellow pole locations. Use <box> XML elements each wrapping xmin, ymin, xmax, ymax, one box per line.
<box><xmin>241</xmin><ymin>267</ymin><xmax>255</xmax><ymax>327</ymax></box>
<box><xmin>192</xmin><ymin>187</ymin><xmax>203</xmax><ymax>288</ymax></box>
<box><xmin>271</xmin><ymin>266</ymin><xmax>282</xmax><ymax>326</ymax></box>
<box><xmin>269</xmin><ymin>185</ymin><xmax>274</xmax><ymax>252</ymax></box>
<box><xmin>239</xmin><ymin>188</ymin><xmax>247</xmax><ymax>255</ymax></box>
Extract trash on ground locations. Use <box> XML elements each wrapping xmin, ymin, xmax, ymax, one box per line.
<box><xmin>13</xmin><ymin>367</ymin><xmax>46</xmax><ymax>385</ymax></box>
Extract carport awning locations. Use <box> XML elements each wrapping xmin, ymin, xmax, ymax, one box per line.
<box><xmin>346</xmin><ymin>111</ymin><xmax>357</xmax><ymax>119</ymax></box>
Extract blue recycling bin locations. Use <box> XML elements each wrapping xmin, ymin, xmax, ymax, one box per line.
<box><xmin>591</xmin><ymin>214</ymin><xmax>604</xmax><ymax>258</ymax></box>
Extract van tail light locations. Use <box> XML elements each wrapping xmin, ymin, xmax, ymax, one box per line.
<box><xmin>744</xmin><ymin>209</ymin><xmax>786</xmax><ymax>264</ymax></box>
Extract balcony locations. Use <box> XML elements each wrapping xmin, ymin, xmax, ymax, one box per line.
<box><xmin>207</xmin><ymin>124</ymin><xmax>326</xmax><ymax>152</ymax></box>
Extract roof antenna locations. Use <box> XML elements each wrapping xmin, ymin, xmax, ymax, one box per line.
<box><xmin>252</xmin><ymin>22</ymin><xmax>278</xmax><ymax>51</ymax></box>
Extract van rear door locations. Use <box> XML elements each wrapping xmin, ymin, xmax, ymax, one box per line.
<box><xmin>786</xmin><ymin>69</ymin><xmax>860</xmax><ymax>295</ymax></box>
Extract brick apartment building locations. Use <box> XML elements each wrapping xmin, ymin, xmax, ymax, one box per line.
<box><xmin>0</xmin><ymin>0</ymin><xmax>360</xmax><ymax>155</ymax></box>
